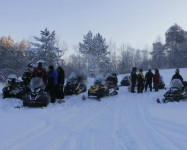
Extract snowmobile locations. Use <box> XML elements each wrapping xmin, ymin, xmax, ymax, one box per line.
<box><xmin>120</xmin><ymin>75</ymin><xmax>130</xmax><ymax>86</ymax></box>
<box><xmin>64</xmin><ymin>72</ymin><xmax>87</xmax><ymax>95</ymax></box>
<box><xmin>83</xmin><ymin>74</ymin><xmax>118</xmax><ymax>100</ymax></box>
<box><xmin>104</xmin><ymin>73</ymin><xmax>119</xmax><ymax>90</ymax></box>
<box><xmin>157</xmin><ymin>79</ymin><xmax>187</xmax><ymax>103</ymax></box>
<box><xmin>2</xmin><ymin>74</ymin><xmax>26</xmax><ymax>99</ymax></box>
<box><xmin>22</xmin><ymin>77</ymin><xmax>50</xmax><ymax>107</ymax></box>
<box><xmin>153</xmin><ymin>76</ymin><xmax>165</xmax><ymax>90</ymax></box>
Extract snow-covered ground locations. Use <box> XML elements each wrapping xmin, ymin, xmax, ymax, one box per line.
<box><xmin>0</xmin><ymin>68</ymin><xmax>187</xmax><ymax>150</ymax></box>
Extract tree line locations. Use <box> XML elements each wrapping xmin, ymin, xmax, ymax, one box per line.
<box><xmin>0</xmin><ymin>24</ymin><xmax>187</xmax><ymax>81</ymax></box>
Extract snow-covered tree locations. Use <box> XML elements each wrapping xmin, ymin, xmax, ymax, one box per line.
<box><xmin>31</xmin><ymin>28</ymin><xmax>63</xmax><ymax>67</ymax></box>
<box><xmin>140</xmin><ymin>49</ymin><xmax>150</xmax><ymax>70</ymax></box>
<box><xmin>165</xmin><ymin>24</ymin><xmax>186</xmax><ymax>68</ymax></box>
<box><xmin>151</xmin><ymin>42</ymin><xmax>166</xmax><ymax>68</ymax></box>
<box><xmin>118</xmin><ymin>44</ymin><xmax>134</xmax><ymax>73</ymax></box>
<box><xmin>79</xmin><ymin>31</ymin><xmax>110</xmax><ymax>76</ymax></box>
<box><xmin>108</xmin><ymin>39</ymin><xmax>118</xmax><ymax>73</ymax></box>
<box><xmin>134</xmin><ymin>49</ymin><xmax>142</xmax><ymax>68</ymax></box>
<box><xmin>0</xmin><ymin>36</ymin><xmax>32</xmax><ymax>81</ymax></box>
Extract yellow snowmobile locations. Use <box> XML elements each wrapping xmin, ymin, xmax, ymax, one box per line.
<box><xmin>82</xmin><ymin>74</ymin><xmax>118</xmax><ymax>101</ymax></box>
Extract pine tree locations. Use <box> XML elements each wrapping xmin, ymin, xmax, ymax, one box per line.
<box><xmin>79</xmin><ymin>31</ymin><xmax>110</xmax><ymax>76</ymax></box>
<box><xmin>165</xmin><ymin>24</ymin><xmax>186</xmax><ymax>68</ymax></box>
<box><xmin>151</xmin><ymin>42</ymin><xmax>165</xmax><ymax>68</ymax></box>
<box><xmin>31</xmin><ymin>28</ymin><xmax>62</xmax><ymax>67</ymax></box>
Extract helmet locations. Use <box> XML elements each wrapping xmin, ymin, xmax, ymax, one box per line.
<box><xmin>27</xmin><ymin>63</ymin><xmax>32</xmax><ymax>68</ymax></box>
<box><xmin>175</xmin><ymin>68</ymin><xmax>179</xmax><ymax>74</ymax></box>
<box><xmin>49</xmin><ymin>65</ymin><xmax>54</xmax><ymax>70</ymax></box>
<box><xmin>132</xmin><ymin>67</ymin><xmax>137</xmax><ymax>71</ymax></box>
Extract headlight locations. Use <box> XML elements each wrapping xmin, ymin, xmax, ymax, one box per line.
<box><xmin>35</xmin><ymin>88</ymin><xmax>41</xmax><ymax>93</ymax></box>
<box><xmin>31</xmin><ymin>88</ymin><xmax>34</xmax><ymax>92</ymax></box>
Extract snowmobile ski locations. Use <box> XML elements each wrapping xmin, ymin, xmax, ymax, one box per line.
<box><xmin>58</xmin><ymin>99</ymin><xmax>65</xmax><ymax>104</ymax></box>
<box><xmin>14</xmin><ymin>105</ymin><xmax>22</xmax><ymax>109</ymax></box>
<box><xmin>82</xmin><ymin>95</ymin><xmax>101</xmax><ymax>101</ymax></box>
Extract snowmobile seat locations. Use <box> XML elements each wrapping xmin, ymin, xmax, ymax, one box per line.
<box><xmin>105</xmin><ymin>76</ymin><xmax>117</xmax><ymax>85</ymax></box>
<box><xmin>182</xmin><ymin>81</ymin><xmax>187</xmax><ymax>88</ymax></box>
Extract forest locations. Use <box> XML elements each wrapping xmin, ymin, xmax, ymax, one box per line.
<box><xmin>0</xmin><ymin>24</ymin><xmax>187</xmax><ymax>81</ymax></box>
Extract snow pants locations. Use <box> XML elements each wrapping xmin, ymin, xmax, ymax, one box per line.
<box><xmin>56</xmin><ymin>84</ymin><xmax>64</xmax><ymax>99</ymax></box>
<box><xmin>131</xmin><ymin>82</ymin><xmax>136</xmax><ymax>93</ymax></box>
<box><xmin>48</xmin><ymin>84</ymin><xmax>56</xmax><ymax>103</ymax></box>
<box><xmin>145</xmin><ymin>81</ymin><xmax>152</xmax><ymax>92</ymax></box>
<box><xmin>154</xmin><ymin>83</ymin><xmax>159</xmax><ymax>92</ymax></box>
<box><xmin>138</xmin><ymin>83</ymin><xmax>144</xmax><ymax>93</ymax></box>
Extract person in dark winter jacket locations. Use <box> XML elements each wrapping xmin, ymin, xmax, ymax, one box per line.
<box><xmin>153</xmin><ymin>69</ymin><xmax>160</xmax><ymax>92</ymax></box>
<box><xmin>56</xmin><ymin>66</ymin><xmax>65</xmax><ymax>99</ymax></box>
<box><xmin>22</xmin><ymin>64</ymin><xmax>33</xmax><ymax>87</ymax></box>
<box><xmin>137</xmin><ymin>69</ymin><xmax>145</xmax><ymax>93</ymax></box>
<box><xmin>47</xmin><ymin>65</ymin><xmax>58</xmax><ymax>103</ymax></box>
<box><xmin>130</xmin><ymin>67</ymin><xmax>137</xmax><ymax>93</ymax></box>
<box><xmin>171</xmin><ymin>68</ymin><xmax>183</xmax><ymax>82</ymax></box>
<box><xmin>145</xmin><ymin>69</ymin><xmax>154</xmax><ymax>92</ymax></box>
<box><xmin>32</xmin><ymin>62</ymin><xmax>47</xmax><ymax>83</ymax></box>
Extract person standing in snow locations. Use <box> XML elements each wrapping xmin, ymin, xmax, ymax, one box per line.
<box><xmin>32</xmin><ymin>62</ymin><xmax>47</xmax><ymax>84</ymax></box>
<box><xmin>22</xmin><ymin>63</ymin><xmax>33</xmax><ymax>87</ymax></box>
<box><xmin>153</xmin><ymin>69</ymin><xmax>160</xmax><ymax>92</ymax></box>
<box><xmin>171</xmin><ymin>68</ymin><xmax>183</xmax><ymax>82</ymax></box>
<box><xmin>130</xmin><ymin>67</ymin><xmax>137</xmax><ymax>93</ymax></box>
<box><xmin>47</xmin><ymin>65</ymin><xmax>58</xmax><ymax>103</ymax></box>
<box><xmin>144</xmin><ymin>69</ymin><xmax>154</xmax><ymax>92</ymax></box>
<box><xmin>137</xmin><ymin>69</ymin><xmax>145</xmax><ymax>93</ymax></box>
<box><xmin>56</xmin><ymin>66</ymin><xmax>65</xmax><ymax>99</ymax></box>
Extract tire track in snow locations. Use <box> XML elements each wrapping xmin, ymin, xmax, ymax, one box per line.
<box><xmin>0</xmin><ymin>121</ymin><xmax>50</xmax><ymax>150</ymax></box>
<box><xmin>142</xmin><ymin>105</ymin><xmax>186</xmax><ymax>150</ymax></box>
<box><xmin>110</xmin><ymin>99</ymin><xmax>129</xmax><ymax>150</ymax></box>
<box><xmin>38</xmin><ymin>99</ymin><xmax>113</xmax><ymax>150</ymax></box>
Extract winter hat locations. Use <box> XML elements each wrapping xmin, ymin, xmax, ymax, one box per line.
<box><xmin>139</xmin><ymin>69</ymin><xmax>143</xmax><ymax>72</ymax></box>
<box><xmin>38</xmin><ymin>62</ymin><xmax>43</xmax><ymax>68</ymax></box>
<box><xmin>49</xmin><ymin>65</ymin><xmax>54</xmax><ymax>70</ymax></box>
<box><xmin>57</xmin><ymin>66</ymin><xmax>63</xmax><ymax>71</ymax></box>
<box><xmin>175</xmin><ymin>68</ymin><xmax>179</xmax><ymax>74</ymax></box>
<box><xmin>133</xmin><ymin>67</ymin><xmax>137</xmax><ymax>71</ymax></box>
<box><xmin>155</xmin><ymin>69</ymin><xmax>159</xmax><ymax>73</ymax></box>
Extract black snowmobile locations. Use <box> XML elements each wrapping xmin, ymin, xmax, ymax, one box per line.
<box><xmin>120</xmin><ymin>75</ymin><xmax>130</xmax><ymax>86</ymax></box>
<box><xmin>64</xmin><ymin>72</ymin><xmax>87</xmax><ymax>95</ymax></box>
<box><xmin>104</xmin><ymin>73</ymin><xmax>119</xmax><ymax>91</ymax></box>
<box><xmin>157</xmin><ymin>79</ymin><xmax>187</xmax><ymax>103</ymax></box>
<box><xmin>153</xmin><ymin>76</ymin><xmax>165</xmax><ymax>90</ymax></box>
<box><xmin>2</xmin><ymin>74</ymin><xmax>26</xmax><ymax>99</ymax></box>
<box><xmin>83</xmin><ymin>74</ymin><xmax>118</xmax><ymax>100</ymax></box>
<box><xmin>22</xmin><ymin>77</ymin><xmax>50</xmax><ymax>107</ymax></box>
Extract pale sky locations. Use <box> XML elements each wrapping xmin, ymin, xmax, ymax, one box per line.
<box><xmin>1</xmin><ymin>0</ymin><xmax>187</xmax><ymax>53</ymax></box>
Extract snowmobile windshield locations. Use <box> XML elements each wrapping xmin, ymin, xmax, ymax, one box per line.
<box><xmin>170</xmin><ymin>79</ymin><xmax>182</xmax><ymax>90</ymax></box>
<box><xmin>94</xmin><ymin>75</ymin><xmax>105</xmax><ymax>85</ymax></box>
<box><xmin>7</xmin><ymin>74</ymin><xmax>19</xmax><ymax>83</ymax></box>
<box><xmin>160</xmin><ymin>76</ymin><xmax>163</xmax><ymax>81</ymax></box>
<box><xmin>68</xmin><ymin>72</ymin><xmax>77</xmax><ymax>83</ymax></box>
<box><xmin>105</xmin><ymin>73</ymin><xmax>112</xmax><ymax>79</ymax></box>
<box><xmin>123</xmin><ymin>76</ymin><xmax>129</xmax><ymax>80</ymax></box>
<box><xmin>8</xmin><ymin>74</ymin><xmax>17</xmax><ymax>79</ymax></box>
<box><xmin>29</xmin><ymin>77</ymin><xmax>45</xmax><ymax>90</ymax></box>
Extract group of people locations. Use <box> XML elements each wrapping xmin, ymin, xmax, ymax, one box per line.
<box><xmin>22</xmin><ymin>62</ymin><xmax>65</xmax><ymax>103</ymax></box>
<box><xmin>22</xmin><ymin>62</ymin><xmax>184</xmax><ymax>100</ymax></box>
<box><xmin>130</xmin><ymin>67</ymin><xmax>183</xmax><ymax>94</ymax></box>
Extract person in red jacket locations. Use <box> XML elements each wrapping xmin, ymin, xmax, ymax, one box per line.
<box><xmin>32</xmin><ymin>62</ymin><xmax>47</xmax><ymax>84</ymax></box>
<box><xmin>153</xmin><ymin>69</ymin><xmax>160</xmax><ymax>92</ymax></box>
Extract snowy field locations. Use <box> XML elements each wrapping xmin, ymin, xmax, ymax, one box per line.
<box><xmin>0</xmin><ymin>68</ymin><xmax>187</xmax><ymax>150</ymax></box>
